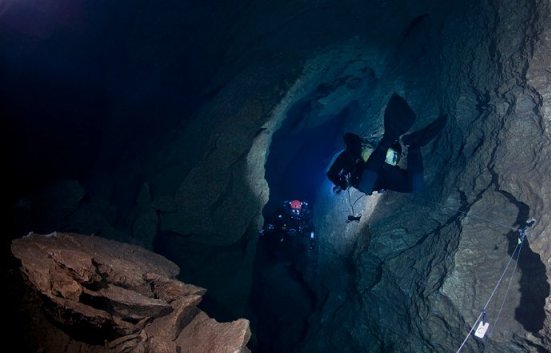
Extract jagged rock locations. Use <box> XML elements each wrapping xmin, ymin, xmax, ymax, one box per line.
<box><xmin>106</xmin><ymin>332</ymin><xmax>149</xmax><ymax>353</ymax></box>
<box><xmin>10</xmin><ymin>232</ymin><xmax>251</xmax><ymax>353</ymax></box>
<box><xmin>145</xmin><ymin>295</ymin><xmax>202</xmax><ymax>340</ymax></box>
<box><xmin>157</xmin><ymin>67</ymin><xmax>292</xmax><ymax>247</ymax></box>
<box><xmin>81</xmin><ymin>284</ymin><xmax>172</xmax><ymax>320</ymax></box>
<box><xmin>144</xmin><ymin>272</ymin><xmax>206</xmax><ymax>303</ymax></box>
<box><xmin>4</xmin><ymin>1</ymin><xmax>551</xmax><ymax>352</ymax></box>
<box><xmin>176</xmin><ymin>311</ymin><xmax>251</xmax><ymax>353</ymax></box>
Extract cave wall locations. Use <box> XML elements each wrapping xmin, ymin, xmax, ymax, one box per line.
<box><xmin>437</xmin><ymin>0</ymin><xmax>551</xmax><ymax>351</ymax></box>
<box><xmin>298</xmin><ymin>0</ymin><xmax>551</xmax><ymax>352</ymax></box>
<box><xmin>441</xmin><ymin>0</ymin><xmax>551</xmax><ymax>350</ymax></box>
<box><xmin>3</xmin><ymin>0</ymin><xmax>551</xmax><ymax>352</ymax></box>
<box><xmin>49</xmin><ymin>0</ymin><xmax>451</xmax><ymax>321</ymax></box>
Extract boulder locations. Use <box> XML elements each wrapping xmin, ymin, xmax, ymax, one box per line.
<box><xmin>10</xmin><ymin>232</ymin><xmax>251</xmax><ymax>353</ymax></box>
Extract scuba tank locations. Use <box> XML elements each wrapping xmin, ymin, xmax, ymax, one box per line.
<box><xmin>360</xmin><ymin>139</ymin><xmax>401</xmax><ymax>166</ymax></box>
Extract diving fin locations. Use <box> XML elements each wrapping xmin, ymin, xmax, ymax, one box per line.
<box><xmin>383</xmin><ymin>93</ymin><xmax>417</xmax><ymax>142</ymax></box>
<box><xmin>402</xmin><ymin>114</ymin><xmax>448</xmax><ymax>148</ymax></box>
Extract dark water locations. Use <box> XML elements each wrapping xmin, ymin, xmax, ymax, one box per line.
<box><xmin>263</xmin><ymin>98</ymin><xmax>351</xmax><ymax>217</ymax></box>
<box><xmin>250</xmin><ymin>97</ymin><xmax>356</xmax><ymax>352</ymax></box>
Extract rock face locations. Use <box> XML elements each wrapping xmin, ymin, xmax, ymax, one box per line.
<box><xmin>296</xmin><ymin>1</ymin><xmax>551</xmax><ymax>353</ymax></box>
<box><xmin>4</xmin><ymin>0</ymin><xmax>551</xmax><ymax>353</ymax></box>
<box><xmin>10</xmin><ymin>232</ymin><xmax>251</xmax><ymax>353</ymax></box>
<box><xmin>300</xmin><ymin>1</ymin><xmax>551</xmax><ymax>353</ymax></box>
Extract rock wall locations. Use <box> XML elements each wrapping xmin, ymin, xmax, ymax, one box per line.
<box><xmin>285</xmin><ymin>1</ymin><xmax>551</xmax><ymax>353</ymax></box>
<box><xmin>304</xmin><ymin>1</ymin><xmax>551</xmax><ymax>352</ymax></box>
<box><xmin>438</xmin><ymin>0</ymin><xmax>551</xmax><ymax>351</ymax></box>
<box><xmin>10</xmin><ymin>233</ymin><xmax>251</xmax><ymax>353</ymax></box>
<box><xmin>5</xmin><ymin>0</ymin><xmax>551</xmax><ymax>352</ymax></box>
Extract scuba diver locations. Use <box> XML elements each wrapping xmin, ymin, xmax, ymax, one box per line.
<box><xmin>260</xmin><ymin>199</ymin><xmax>316</xmax><ymax>260</ymax></box>
<box><xmin>327</xmin><ymin>93</ymin><xmax>447</xmax><ymax>212</ymax></box>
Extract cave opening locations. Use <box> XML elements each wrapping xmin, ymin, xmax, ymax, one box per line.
<box><xmin>262</xmin><ymin>98</ymin><xmax>351</xmax><ymax>218</ymax></box>
<box><xmin>249</xmin><ymin>91</ymin><xmax>361</xmax><ymax>352</ymax></box>
<box><xmin>2</xmin><ymin>0</ymin><xmax>551</xmax><ymax>352</ymax></box>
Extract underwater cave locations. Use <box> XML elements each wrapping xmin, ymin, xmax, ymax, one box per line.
<box><xmin>2</xmin><ymin>0</ymin><xmax>551</xmax><ymax>353</ymax></box>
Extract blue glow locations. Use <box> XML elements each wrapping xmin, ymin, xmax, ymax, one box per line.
<box><xmin>263</xmin><ymin>98</ymin><xmax>352</xmax><ymax>218</ymax></box>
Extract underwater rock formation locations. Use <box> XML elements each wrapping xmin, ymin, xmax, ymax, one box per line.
<box><xmin>10</xmin><ymin>232</ymin><xmax>251</xmax><ymax>353</ymax></box>
<box><xmin>3</xmin><ymin>0</ymin><xmax>551</xmax><ymax>352</ymax></box>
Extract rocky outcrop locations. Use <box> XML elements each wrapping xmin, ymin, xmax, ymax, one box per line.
<box><xmin>293</xmin><ymin>1</ymin><xmax>551</xmax><ymax>353</ymax></box>
<box><xmin>10</xmin><ymin>232</ymin><xmax>251</xmax><ymax>353</ymax></box>
<box><xmin>4</xmin><ymin>0</ymin><xmax>551</xmax><ymax>352</ymax></box>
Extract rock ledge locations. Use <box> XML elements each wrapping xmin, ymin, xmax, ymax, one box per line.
<box><xmin>11</xmin><ymin>232</ymin><xmax>251</xmax><ymax>353</ymax></box>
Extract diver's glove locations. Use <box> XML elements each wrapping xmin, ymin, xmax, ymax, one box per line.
<box><xmin>331</xmin><ymin>174</ymin><xmax>348</xmax><ymax>193</ymax></box>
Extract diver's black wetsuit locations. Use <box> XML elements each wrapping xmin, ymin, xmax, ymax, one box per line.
<box><xmin>260</xmin><ymin>200</ymin><xmax>315</xmax><ymax>261</ymax></box>
<box><xmin>327</xmin><ymin>136</ymin><xmax>424</xmax><ymax>195</ymax></box>
<box><xmin>357</xmin><ymin>139</ymin><xmax>423</xmax><ymax>194</ymax></box>
<box><xmin>326</xmin><ymin>149</ymin><xmax>363</xmax><ymax>190</ymax></box>
<box><xmin>327</xmin><ymin>94</ymin><xmax>447</xmax><ymax>196</ymax></box>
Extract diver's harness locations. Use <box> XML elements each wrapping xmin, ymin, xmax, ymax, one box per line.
<box><xmin>339</xmin><ymin>172</ymin><xmax>384</xmax><ymax>223</ymax></box>
<box><xmin>346</xmin><ymin>187</ymin><xmax>364</xmax><ymax>222</ymax></box>
<box><xmin>344</xmin><ymin>174</ymin><xmax>386</xmax><ymax>223</ymax></box>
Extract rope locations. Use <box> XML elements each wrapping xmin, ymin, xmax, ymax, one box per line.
<box><xmin>405</xmin><ymin>194</ymin><xmax>535</xmax><ymax>351</ymax></box>
<box><xmin>455</xmin><ymin>311</ymin><xmax>485</xmax><ymax>353</ymax></box>
<box><xmin>338</xmin><ymin>184</ymin><xmax>534</xmax><ymax>350</ymax></box>
<box><xmin>346</xmin><ymin>187</ymin><xmax>366</xmax><ymax>219</ymax></box>
<box><xmin>489</xmin><ymin>239</ymin><xmax>525</xmax><ymax>337</ymax></box>
<box><xmin>481</xmin><ymin>243</ymin><xmax>522</xmax><ymax>310</ymax></box>
<box><xmin>454</xmin><ymin>220</ymin><xmax>534</xmax><ymax>353</ymax></box>
<box><xmin>340</xmin><ymin>186</ymin><xmax>534</xmax><ymax>349</ymax></box>
<box><xmin>455</xmin><ymin>241</ymin><xmax>522</xmax><ymax>353</ymax></box>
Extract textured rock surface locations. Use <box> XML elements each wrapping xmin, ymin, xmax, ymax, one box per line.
<box><xmin>4</xmin><ymin>0</ymin><xmax>551</xmax><ymax>352</ymax></box>
<box><xmin>10</xmin><ymin>233</ymin><xmax>250</xmax><ymax>353</ymax></box>
<box><xmin>302</xmin><ymin>1</ymin><xmax>551</xmax><ymax>352</ymax></box>
<box><xmin>256</xmin><ymin>1</ymin><xmax>551</xmax><ymax>353</ymax></box>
